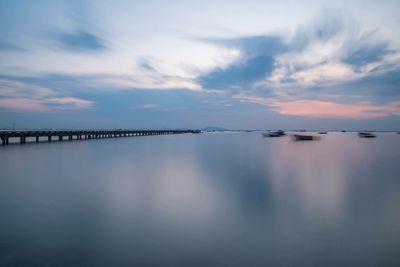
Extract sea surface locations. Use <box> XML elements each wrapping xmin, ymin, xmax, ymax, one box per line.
<box><xmin>0</xmin><ymin>132</ymin><xmax>399</xmax><ymax>266</ymax></box>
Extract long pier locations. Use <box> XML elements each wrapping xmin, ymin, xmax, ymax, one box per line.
<box><xmin>0</xmin><ymin>129</ymin><xmax>201</xmax><ymax>145</ymax></box>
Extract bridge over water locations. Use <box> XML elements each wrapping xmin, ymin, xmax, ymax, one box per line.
<box><xmin>0</xmin><ymin>129</ymin><xmax>201</xmax><ymax>145</ymax></box>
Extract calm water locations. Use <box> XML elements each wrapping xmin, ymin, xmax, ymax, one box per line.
<box><xmin>0</xmin><ymin>132</ymin><xmax>399</xmax><ymax>266</ymax></box>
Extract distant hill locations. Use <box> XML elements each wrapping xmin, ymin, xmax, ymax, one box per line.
<box><xmin>201</xmin><ymin>126</ymin><xmax>229</xmax><ymax>132</ymax></box>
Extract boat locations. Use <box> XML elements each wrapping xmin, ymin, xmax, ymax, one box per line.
<box><xmin>278</xmin><ymin>130</ymin><xmax>285</xmax><ymax>135</ymax></box>
<box><xmin>318</xmin><ymin>131</ymin><xmax>327</xmax><ymax>134</ymax></box>
<box><xmin>358</xmin><ymin>132</ymin><xmax>376</xmax><ymax>138</ymax></box>
<box><xmin>293</xmin><ymin>134</ymin><xmax>316</xmax><ymax>141</ymax></box>
<box><xmin>272</xmin><ymin>130</ymin><xmax>285</xmax><ymax>136</ymax></box>
<box><xmin>341</xmin><ymin>130</ymin><xmax>346</xmax><ymax>132</ymax></box>
<box><xmin>262</xmin><ymin>130</ymin><xmax>285</xmax><ymax>137</ymax></box>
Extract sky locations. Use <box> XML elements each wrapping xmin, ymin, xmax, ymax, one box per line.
<box><xmin>0</xmin><ymin>0</ymin><xmax>400</xmax><ymax>130</ymax></box>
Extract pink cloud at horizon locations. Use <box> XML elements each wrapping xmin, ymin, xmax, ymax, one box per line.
<box><xmin>0</xmin><ymin>97</ymin><xmax>93</xmax><ymax>113</ymax></box>
<box><xmin>233</xmin><ymin>93</ymin><xmax>400</xmax><ymax>119</ymax></box>
<box><xmin>270</xmin><ymin>100</ymin><xmax>400</xmax><ymax>119</ymax></box>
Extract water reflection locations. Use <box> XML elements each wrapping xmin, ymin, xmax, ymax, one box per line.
<box><xmin>268</xmin><ymin>134</ymin><xmax>349</xmax><ymax>224</ymax></box>
<box><xmin>0</xmin><ymin>133</ymin><xmax>399</xmax><ymax>266</ymax></box>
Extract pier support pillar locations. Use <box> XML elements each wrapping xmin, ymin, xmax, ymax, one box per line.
<box><xmin>59</xmin><ymin>136</ymin><xmax>63</xmax><ymax>141</ymax></box>
<box><xmin>36</xmin><ymin>136</ymin><xmax>39</xmax><ymax>143</ymax></box>
<box><xmin>48</xmin><ymin>136</ymin><xmax>51</xmax><ymax>142</ymax></box>
<box><xmin>20</xmin><ymin>137</ymin><xmax>26</xmax><ymax>144</ymax></box>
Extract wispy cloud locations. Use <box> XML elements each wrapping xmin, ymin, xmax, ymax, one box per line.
<box><xmin>233</xmin><ymin>92</ymin><xmax>400</xmax><ymax>119</ymax></box>
<box><xmin>1</xmin><ymin>1</ymin><xmax>399</xmax><ymax>127</ymax></box>
<box><xmin>197</xmin><ymin>36</ymin><xmax>285</xmax><ymax>90</ymax></box>
<box><xmin>46</xmin><ymin>97</ymin><xmax>93</xmax><ymax>110</ymax></box>
<box><xmin>50</xmin><ymin>30</ymin><xmax>107</xmax><ymax>52</ymax></box>
<box><xmin>0</xmin><ymin>98</ymin><xmax>49</xmax><ymax>112</ymax></box>
<box><xmin>0</xmin><ymin>97</ymin><xmax>93</xmax><ymax>112</ymax></box>
<box><xmin>190</xmin><ymin>9</ymin><xmax>400</xmax><ymax>121</ymax></box>
<box><xmin>129</xmin><ymin>103</ymin><xmax>157</xmax><ymax>109</ymax></box>
<box><xmin>0</xmin><ymin>78</ymin><xmax>93</xmax><ymax>112</ymax></box>
<box><xmin>0</xmin><ymin>41</ymin><xmax>25</xmax><ymax>51</ymax></box>
<box><xmin>195</xmin><ymin>10</ymin><xmax>399</xmax><ymax>94</ymax></box>
<box><xmin>264</xmin><ymin>11</ymin><xmax>397</xmax><ymax>89</ymax></box>
<box><xmin>271</xmin><ymin>100</ymin><xmax>400</xmax><ymax>119</ymax></box>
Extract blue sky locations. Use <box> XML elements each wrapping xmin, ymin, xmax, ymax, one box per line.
<box><xmin>0</xmin><ymin>0</ymin><xmax>400</xmax><ymax>130</ymax></box>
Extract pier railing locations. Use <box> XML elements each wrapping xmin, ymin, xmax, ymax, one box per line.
<box><xmin>0</xmin><ymin>129</ymin><xmax>201</xmax><ymax>145</ymax></box>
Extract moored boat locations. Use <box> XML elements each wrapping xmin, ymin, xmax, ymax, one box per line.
<box><xmin>358</xmin><ymin>132</ymin><xmax>376</xmax><ymax>138</ymax></box>
<box><xmin>262</xmin><ymin>130</ymin><xmax>285</xmax><ymax>137</ymax></box>
<box><xmin>318</xmin><ymin>131</ymin><xmax>327</xmax><ymax>134</ymax></box>
<box><xmin>293</xmin><ymin>134</ymin><xmax>316</xmax><ymax>141</ymax></box>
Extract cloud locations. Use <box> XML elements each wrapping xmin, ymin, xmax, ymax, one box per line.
<box><xmin>275</xmin><ymin>62</ymin><xmax>358</xmax><ymax>88</ymax></box>
<box><xmin>45</xmin><ymin>97</ymin><xmax>93</xmax><ymax>110</ymax></box>
<box><xmin>1</xmin><ymin>4</ymin><xmax>399</xmax><ymax>125</ymax></box>
<box><xmin>233</xmin><ymin>92</ymin><xmax>400</xmax><ymax>119</ymax></box>
<box><xmin>0</xmin><ymin>78</ymin><xmax>93</xmax><ymax>112</ymax></box>
<box><xmin>50</xmin><ymin>30</ymin><xmax>106</xmax><ymax>52</ymax></box>
<box><xmin>199</xmin><ymin>54</ymin><xmax>275</xmax><ymax>90</ymax></box>
<box><xmin>270</xmin><ymin>100</ymin><xmax>400</xmax><ymax>119</ymax></box>
<box><xmin>0</xmin><ymin>41</ymin><xmax>25</xmax><ymax>51</ymax></box>
<box><xmin>137</xmin><ymin>57</ymin><xmax>158</xmax><ymax>73</ymax></box>
<box><xmin>0</xmin><ymin>98</ymin><xmax>49</xmax><ymax>112</ymax></box>
<box><xmin>293</xmin><ymin>70</ymin><xmax>400</xmax><ymax>105</ymax></box>
<box><xmin>197</xmin><ymin>36</ymin><xmax>285</xmax><ymax>90</ymax></box>
<box><xmin>129</xmin><ymin>103</ymin><xmax>157</xmax><ymax>109</ymax></box>
<box><xmin>194</xmin><ymin>10</ymin><xmax>398</xmax><ymax>94</ymax></box>
<box><xmin>265</xmin><ymin>11</ymin><xmax>397</xmax><ymax>89</ymax></box>
<box><xmin>115</xmin><ymin>57</ymin><xmax>202</xmax><ymax>91</ymax></box>
<box><xmin>94</xmin><ymin>73</ymin><xmax>202</xmax><ymax>91</ymax></box>
<box><xmin>190</xmin><ymin>9</ymin><xmax>400</xmax><ymax>121</ymax></box>
<box><xmin>344</xmin><ymin>41</ymin><xmax>390</xmax><ymax>67</ymax></box>
<box><xmin>0</xmin><ymin>97</ymin><xmax>93</xmax><ymax>112</ymax></box>
<box><xmin>0</xmin><ymin>79</ymin><xmax>56</xmax><ymax>98</ymax></box>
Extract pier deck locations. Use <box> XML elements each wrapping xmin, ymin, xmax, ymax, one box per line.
<box><xmin>0</xmin><ymin>129</ymin><xmax>201</xmax><ymax>145</ymax></box>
